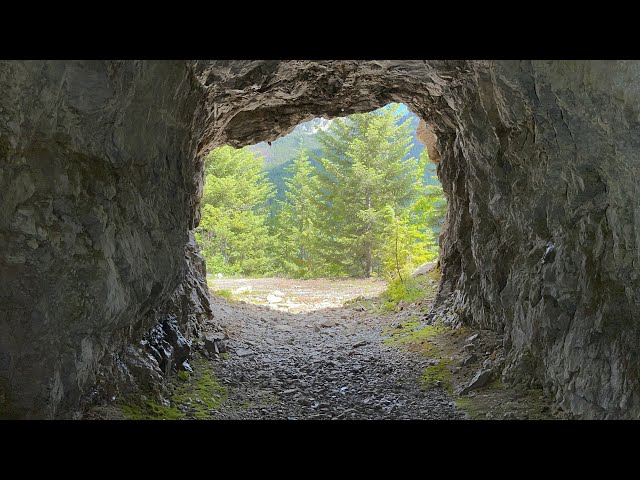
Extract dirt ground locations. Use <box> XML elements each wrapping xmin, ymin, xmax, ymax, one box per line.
<box><xmin>202</xmin><ymin>276</ymin><xmax>460</xmax><ymax>419</ymax></box>
<box><xmin>207</xmin><ymin>276</ymin><xmax>387</xmax><ymax>313</ymax></box>
<box><xmin>198</xmin><ymin>275</ymin><xmax>559</xmax><ymax>420</ymax></box>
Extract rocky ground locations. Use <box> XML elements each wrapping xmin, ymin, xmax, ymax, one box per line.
<box><xmin>198</xmin><ymin>275</ymin><xmax>559</xmax><ymax>420</ymax></box>
<box><xmin>205</xmin><ymin>294</ymin><xmax>461</xmax><ymax>419</ymax></box>
<box><xmin>94</xmin><ymin>275</ymin><xmax>559</xmax><ymax>420</ymax></box>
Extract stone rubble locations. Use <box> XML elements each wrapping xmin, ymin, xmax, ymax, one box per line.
<box><xmin>205</xmin><ymin>297</ymin><xmax>463</xmax><ymax>420</ymax></box>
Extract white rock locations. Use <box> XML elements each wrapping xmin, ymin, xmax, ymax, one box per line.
<box><xmin>410</xmin><ymin>261</ymin><xmax>437</xmax><ymax>278</ymax></box>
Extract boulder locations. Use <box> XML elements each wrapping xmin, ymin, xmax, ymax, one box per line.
<box><xmin>410</xmin><ymin>261</ymin><xmax>438</xmax><ymax>278</ymax></box>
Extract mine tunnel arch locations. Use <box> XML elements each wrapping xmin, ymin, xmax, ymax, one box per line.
<box><xmin>196</xmin><ymin>100</ymin><xmax>448</xmax><ymax>283</ymax></box>
<box><xmin>194</xmin><ymin>64</ymin><xmax>467</xmax><ymax>301</ymax></box>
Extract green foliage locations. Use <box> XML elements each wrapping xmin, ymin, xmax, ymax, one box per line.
<box><xmin>196</xmin><ymin>146</ymin><xmax>275</xmax><ymax>276</ymax></box>
<box><xmin>212</xmin><ymin>289</ymin><xmax>233</xmax><ymax>300</ymax></box>
<box><xmin>377</xmin><ymin>204</ymin><xmax>436</xmax><ymax>283</ymax></box>
<box><xmin>379</xmin><ymin>276</ymin><xmax>435</xmax><ymax>312</ymax></box>
<box><xmin>307</xmin><ymin>103</ymin><xmax>437</xmax><ymax>278</ymax></box>
<box><xmin>414</xmin><ymin>150</ymin><xmax>447</xmax><ymax>236</ymax></box>
<box><xmin>197</xmin><ymin>104</ymin><xmax>447</xmax><ymax>280</ymax></box>
<box><xmin>272</xmin><ymin>149</ymin><xmax>325</xmax><ymax>278</ymax></box>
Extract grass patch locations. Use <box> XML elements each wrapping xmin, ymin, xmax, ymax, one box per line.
<box><xmin>420</xmin><ymin>359</ymin><xmax>452</xmax><ymax>393</ymax></box>
<box><xmin>384</xmin><ymin>323</ymin><xmax>449</xmax><ymax>359</ymax></box>
<box><xmin>384</xmin><ymin>324</ymin><xmax>446</xmax><ymax>346</ymax></box>
<box><xmin>238</xmin><ymin>289</ymin><xmax>269</xmax><ymax>296</ymax></box>
<box><xmin>381</xmin><ymin>320</ymin><xmax>421</xmax><ymax>338</ymax></box>
<box><xmin>212</xmin><ymin>289</ymin><xmax>233</xmax><ymax>300</ymax></box>
<box><xmin>121</xmin><ymin>398</ymin><xmax>184</xmax><ymax>420</ymax></box>
<box><xmin>454</xmin><ymin>397</ymin><xmax>485</xmax><ymax>419</ymax></box>
<box><xmin>120</xmin><ymin>357</ymin><xmax>227</xmax><ymax>420</ymax></box>
<box><xmin>172</xmin><ymin>362</ymin><xmax>227</xmax><ymax>420</ymax></box>
<box><xmin>378</xmin><ymin>275</ymin><xmax>437</xmax><ymax>312</ymax></box>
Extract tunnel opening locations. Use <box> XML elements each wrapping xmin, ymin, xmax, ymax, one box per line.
<box><xmin>4</xmin><ymin>60</ymin><xmax>636</xmax><ymax>420</ymax></box>
<box><xmin>197</xmin><ymin>102</ymin><xmax>447</xmax><ymax>298</ymax></box>
<box><xmin>165</xmin><ymin>103</ymin><xmax>476</xmax><ymax>420</ymax></box>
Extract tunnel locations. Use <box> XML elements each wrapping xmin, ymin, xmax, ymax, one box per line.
<box><xmin>1</xmin><ymin>60</ymin><xmax>639</xmax><ymax>419</ymax></box>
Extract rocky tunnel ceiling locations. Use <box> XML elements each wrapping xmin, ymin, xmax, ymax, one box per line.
<box><xmin>1</xmin><ymin>60</ymin><xmax>639</xmax><ymax>418</ymax></box>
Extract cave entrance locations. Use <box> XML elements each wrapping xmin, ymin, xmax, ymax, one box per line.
<box><xmin>194</xmin><ymin>103</ymin><xmax>453</xmax><ymax>419</ymax></box>
<box><xmin>197</xmin><ymin>102</ymin><xmax>447</xmax><ymax>312</ymax></box>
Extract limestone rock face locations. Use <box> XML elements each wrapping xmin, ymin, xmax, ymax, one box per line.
<box><xmin>2</xmin><ymin>60</ymin><xmax>640</xmax><ymax>418</ymax></box>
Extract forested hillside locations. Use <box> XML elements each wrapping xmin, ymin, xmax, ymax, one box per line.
<box><xmin>250</xmin><ymin>104</ymin><xmax>439</xmax><ymax>202</ymax></box>
<box><xmin>197</xmin><ymin>103</ymin><xmax>446</xmax><ymax>279</ymax></box>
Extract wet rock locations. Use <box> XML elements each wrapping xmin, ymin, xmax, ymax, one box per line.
<box><xmin>145</xmin><ymin>316</ymin><xmax>192</xmax><ymax>375</ymax></box>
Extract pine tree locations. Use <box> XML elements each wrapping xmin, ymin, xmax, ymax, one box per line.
<box><xmin>412</xmin><ymin>150</ymin><xmax>447</xmax><ymax>238</ymax></box>
<box><xmin>312</xmin><ymin>104</ymin><xmax>425</xmax><ymax>277</ymax></box>
<box><xmin>274</xmin><ymin>149</ymin><xmax>322</xmax><ymax>277</ymax></box>
<box><xmin>195</xmin><ymin>145</ymin><xmax>275</xmax><ymax>276</ymax></box>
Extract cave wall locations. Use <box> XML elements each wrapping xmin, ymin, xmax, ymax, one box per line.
<box><xmin>1</xmin><ymin>60</ymin><xmax>639</xmax><ymax>418</ymax></box>
<box><xmin>0</xmin><ymin>61</ymin><xmax>210</xmax><ymax>417</ymax></box>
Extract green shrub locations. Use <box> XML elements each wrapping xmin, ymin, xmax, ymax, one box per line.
<box><xmin>212</xmin><ymin>289</ymin><xmax>233</xmax><ymax>299</ymax></box>
<box><xmin>379</xmin><ymin>276</ymin><xmax>430</xmax><ymax>311</ymax></box>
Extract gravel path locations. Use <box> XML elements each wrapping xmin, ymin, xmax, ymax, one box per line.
<box><xmin>206</xmin><ymin>293</ymin><xmax>463</xmax><ymax>420</ymax></box>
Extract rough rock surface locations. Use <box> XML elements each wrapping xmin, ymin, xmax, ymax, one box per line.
<box><xmin>2</xmin><ymin>60</ymin><xmax>640</xmax><ymax>418</ymax></box>
<box><xmin>0</xmin><ymin>61</ymin><xmax>210</xmax><ymax>418</ymax></box>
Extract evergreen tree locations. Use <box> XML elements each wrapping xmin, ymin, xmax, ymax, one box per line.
<box><xmin>274</xmin><ymin>149</ymin><xmax>323</xmax><ymax>277</ymax></box>
<box><xmin>195</xmin><ymin>146</ymin><xmax>275</xmax><ymax>276</ymax></box>
<box><xmin>412</xmin><ymin>150</ymin><xmax>447</xmax><ymax>237</ymax></box>
<box><xmin>312</xmin><ymin>104</ymin><xmax>425</xmax><ymax>277</ymax></box>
